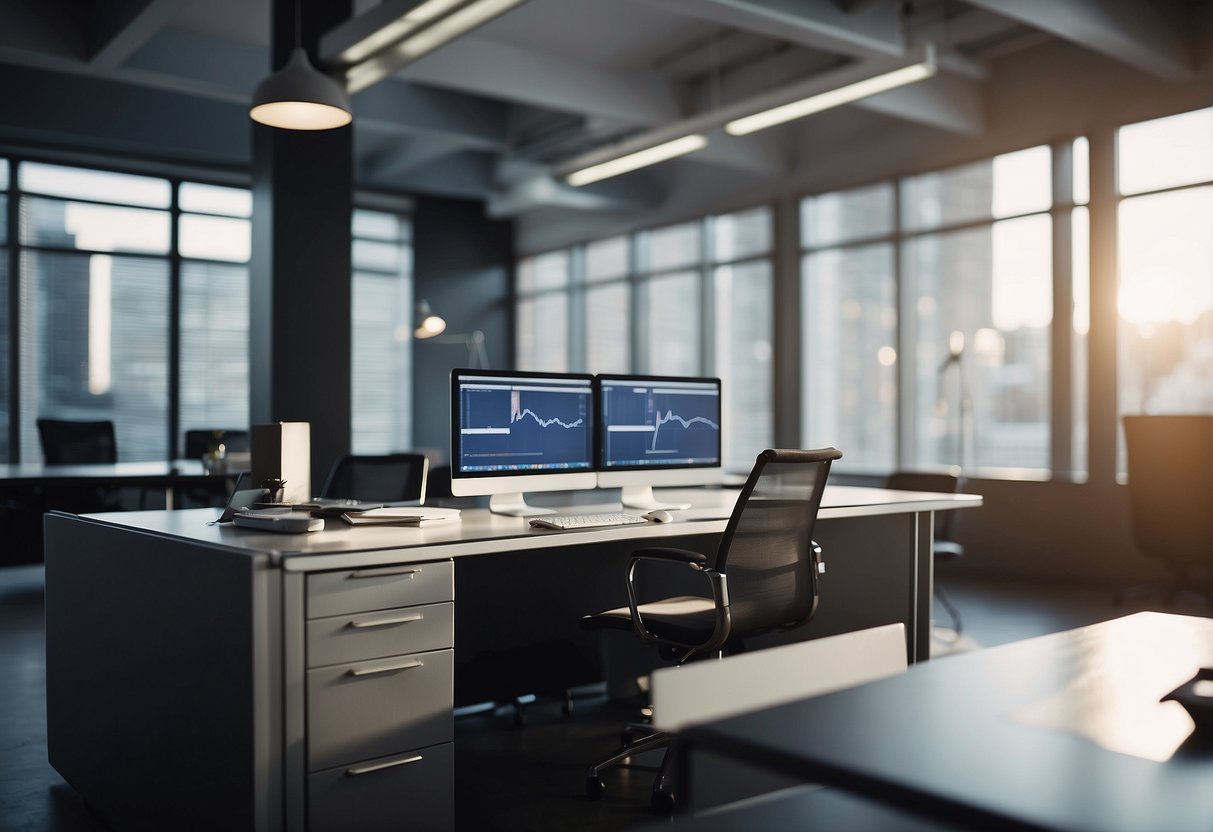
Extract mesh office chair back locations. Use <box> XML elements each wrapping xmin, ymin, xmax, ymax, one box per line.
<box><xmin>714</xmin><ymin>447</ymin><xmax>841</xmax><ymax>636</ymax></box>
<box><xmin>37</xmin><ymin>418</ymin><xmax>117</xmax><ymax>464</ymax></box>
<box><xmin>319</xmin><ymin>453</ymin><xmax>429</xmax><ymax>503</ymax></box>
<box><xmin>1123</xmin><ymin>414</ymin><xmax>1213</xmax><ymax>566</ymax></box>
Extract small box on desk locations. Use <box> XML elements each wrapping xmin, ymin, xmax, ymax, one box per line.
<box><xmin>251</xmin><ymin>422</ymin><xmax>310</xmax><ymax>504</ymax></box>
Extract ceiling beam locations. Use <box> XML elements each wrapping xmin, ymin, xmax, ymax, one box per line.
<box><xmin>87</xmin><ymin>0</ymin><xmax>185</xmax><ymax>68</ymax></box>
<box><xmin>854</xmin><ymin>72</ymin><xmax>984</xmax><ymax>134</ymax></box>
<box><xmin>963</xmin><ymin>0</ymin><xmax>1195</xmax><ymax>81</ymax></box>
<box><xmin>360</xmin><ymin>135</ymin><xmax>461</xmax><ymax>179</ymax></box>
<box><xmin>397</xmin><ymin>35</ymin><xmax>682</xmax><ymax>126</ymax></box>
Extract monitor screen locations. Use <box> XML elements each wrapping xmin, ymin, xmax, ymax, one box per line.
<box><xmin>596</xmin><ymin>375</ymin><xmax>722</xmax><ymax>508</ymax></box>
<box><xmin>450</xmin><ymin>369</ymin><xmax>596</xmax><ymax>514</ymax></box>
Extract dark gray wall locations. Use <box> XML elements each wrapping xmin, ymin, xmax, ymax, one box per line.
<box><xmin>410</xmin><ymin>195</ymin><xmax>513</xmax><ymax>460</ymax></box>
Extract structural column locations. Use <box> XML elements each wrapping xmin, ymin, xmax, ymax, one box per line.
<box><xmin>250</xmin><ymin>0</ymin><xmax>353</xmax><ymax>489</ymax></box>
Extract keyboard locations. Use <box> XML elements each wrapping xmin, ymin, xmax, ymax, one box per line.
<box><xmin>529</xmin><ymin>512</ymin><xmax>649</xmax><ymax>531</ymax></box>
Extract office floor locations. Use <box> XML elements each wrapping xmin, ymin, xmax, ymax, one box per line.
<box><xmin>2</xmin><ymin>563</ymin><xmax>1210</xmax><ymax>832</ymax></box>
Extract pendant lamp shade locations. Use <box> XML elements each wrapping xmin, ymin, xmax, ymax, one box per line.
<box><xmin>250</xmin><ymin>47</ymin><xmax>352</xmax><ymax>130</ymax></box>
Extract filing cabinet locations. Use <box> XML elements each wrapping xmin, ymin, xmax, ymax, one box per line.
<box><xmin>305</xmin><ymin>560</ymin><xmax>455</xmax><ymax>831</ymax></box>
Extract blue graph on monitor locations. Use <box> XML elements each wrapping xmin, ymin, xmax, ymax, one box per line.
<box><xmin>603</xmin><ymin>381</ymin><xmax>720</xmax><ymax>468</ymax></box>
<box><xmin>460</xmin><ymin>382</ymin><xmax>593</xmax><ymax>473</ymax></box>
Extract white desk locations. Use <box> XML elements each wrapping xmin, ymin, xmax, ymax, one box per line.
<box><xmin>43</xmin><ymin>485</ymin><xmax>980</xmax><ymax>832</ymax></box>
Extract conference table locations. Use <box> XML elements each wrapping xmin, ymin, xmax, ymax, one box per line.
<box><xmin>676</xmin><ymin>611</ymin><xmax>1213</xmax><ymax>832</ymax></box>
<box><xmin>43</xmin><ymin>484</ymin><xmax>980</xmax><ymax>831</ymax></box>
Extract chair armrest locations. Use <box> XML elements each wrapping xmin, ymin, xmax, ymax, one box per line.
<box><xmin>626</xmin><ymin>548</ymin><xmax>730</xmax><ymax>654</ymax></box>
<box><xmin>629</xmin><ymin>547</ymin><xmax>709</xmax><ymax>568</ymax></box>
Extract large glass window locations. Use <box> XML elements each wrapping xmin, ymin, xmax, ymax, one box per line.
<box><xmin>1117</xmin><ymin>110</ymin><xmax>1213</xmax><ymax>459</ymax></box>
<box><xmin>516</xmin><ymin>251</ymin><xmax>570</xmax><ymax>372</ymax></box>
<box><xmin>802</xmin><ymin>243</ymin><xmax>897</xmax><ymax>472</ymax></box>
<box><xmin>1</xmin><ymin>159</ymin><xmax>413</xmax><ymax>464</ymax></box>
<box><xmin>351</xmin><ymin>209</ymin><xmax>413</xmax><ymax>453</ymax></box>
<box><xmin>178</xmin><ymin>182</ymin><xmax>251</xmax><ymax>444</ymax></box>
<box><xmin>514</xmin><ymin>207</ymin><xmax>775</xmax><ymax>472</ymax></box>
<box><xmin>18</xmin><ymin>164</ymin><xmax>172</xmax><ymax>461</ymax></box>
<box><xmin>713</xmin><ymin>207</ymin><xmax>773</xmax><ymax>469</ymax></box>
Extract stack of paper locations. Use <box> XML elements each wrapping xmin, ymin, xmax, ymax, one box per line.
<box><xmin>341</xmin><ymin>506</ymin><xmax>462</xmax><ymax>526</ymax></box>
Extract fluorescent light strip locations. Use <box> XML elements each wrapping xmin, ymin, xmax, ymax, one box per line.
<box><xmin>396</xmin><ymin>0</ymin><xmax>528</xmax><ymax>60</ymax></box>
<box><xmin>725</xmin><ymin>61</ymin><xmax>936</xmax><ymax>136</ymax></box>
<box><xmin>565</xmin><ymin>135</ymin><xmax>708</xmax><ymax>187</ymax></box>
<box><xmin>338</xmin><ymin>0</ymin><xmax>467</xmax><ymax>64</ymax></box>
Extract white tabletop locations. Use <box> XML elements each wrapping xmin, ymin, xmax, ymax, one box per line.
<box><xmin>72</xmin><ymin>485</ymin><xmax>982</xmax><ymax>573</ymax></box>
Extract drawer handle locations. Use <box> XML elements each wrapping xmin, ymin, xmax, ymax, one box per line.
<box><xmin>348</xmin><ymin>658</ymin><xmax>424</xmax><ymax>677</ymax></box>
<box><xmin>348</xmin><ymin>566</ymin><xmax>420</xmax><ymax>580</ymax></box>
<box><xmin>349</xmin><ymin>612</ymin><xmax>424</xmax><ymax>629</ymax></box>
<box><xmin>346</xmin><ymin>754</ymin><xmax>423</xmax><ymax>777</ymax></box>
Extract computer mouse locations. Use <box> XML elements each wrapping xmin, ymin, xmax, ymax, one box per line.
<box><xmin>644</xmin><ymin>509</ymin><xmax>674</xmax><ymax>523</ymax></box>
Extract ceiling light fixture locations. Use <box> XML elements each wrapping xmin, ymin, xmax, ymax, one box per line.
<box><xmin>564</xmin><ymin>134</ymin><xmax>708</xmax><ymax>187</ymax></box>
<box><xmin>342</xmin><ymin>0</ymin><xmax>530</xmax><ymax>94</ymax></box>
<box><xmin>725</xmin><ymin>44</ymin><xmax>937</xmax><ymax>136</ymax></box>
<box><xmin>249</xmin><ymin>1</ymin><xmax>351</xmax><ymax>130</ymax></box>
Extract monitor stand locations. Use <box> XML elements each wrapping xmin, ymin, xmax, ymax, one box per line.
<box><xmin>489</xmin><ymin>493</ymin><xmax>556</xmax><ymax>517</ymax></box>
<box><xmin>619</xmin><ymin>485</ymin><xmax>691</xmax><ymax>512</ymax></box>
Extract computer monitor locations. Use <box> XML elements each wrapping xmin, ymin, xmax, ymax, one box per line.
<box><xmin>595</xmin><ymin>374</ymin><xmax>722</xmax><ymax>510</ymax></box>
<box><xmin>450</xmin><ymin>369</ymin><xmax>596</xmax><ymax>516</ymax></box>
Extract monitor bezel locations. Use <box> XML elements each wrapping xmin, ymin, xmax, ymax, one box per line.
<box><xmin>449</xmin><ymin>368</ymin><xmax>597</xmax><ymax>497</ymax></box>
<box><xmin>594</xmin><ymin>373</ymin><xmax>723</xmax><ymax>476</ymax></box>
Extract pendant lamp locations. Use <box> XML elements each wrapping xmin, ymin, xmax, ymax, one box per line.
<box><xmin>250</xmin><ymin>1</ymin><xmax>352</xmax><ymax>131</ymax></box>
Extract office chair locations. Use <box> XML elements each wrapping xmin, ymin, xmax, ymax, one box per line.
<box><xmin>883</xmin><ymin>470</ymin><xmax>966</xmax><ymax>636</ymax></box>
<box><xmin>1120</xmin><ymin>415</ymin><xmax>1213</xmax><ymax>606</ymax></box>
<box><xmin>183</xmin><ymin>428</ymin><xmax>250</xmax><ymax>460</ymax></box>
<box><xmin>37</xmin><ymin>418</ymin><xmax>117</xmax><ymax>464</ymax></box>
<box><xmin>319</xmin><ymin>453</ymin><xmax>429</xmax><ymax>503</ymax></box>
<box><xmin>580</xmin><ymin>446</ymin><xmax>841</xmax><ymax>813</ymax></box>
<box><xmin>35</xmin><ymin>417</ymin><xmax>125</xmax><ymax>512</ymax></box>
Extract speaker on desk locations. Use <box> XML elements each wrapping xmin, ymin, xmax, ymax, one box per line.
<box><xmin>251</xmin><ymin>422</ymin><xmax>310</xmax><ymax>504</ymax></box>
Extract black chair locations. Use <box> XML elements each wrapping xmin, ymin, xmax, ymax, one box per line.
<box><xmin>1120</xmin><ymin>415</ymin><xmax>1213</xmax><ymax>605</ymax></box>
<box><xmin>36</xmin><ymin>418</ymin><xmax>117</xmax><ymax>464</ymax></box>
<box><xmin>580</xmin><ymin>447</ymin><xmax>841</xmax><ymax>812</ymax></box>
<box><xmin>883</xmin><ymin>470</ymin><xmax>966</xmax><ymax>636</ymax></box>
<box><xmin>319</xmin><ymin>453</ymin><xmax>429</xmax><ymax>503</ymax></box>
<box><xmin>183</xmin><ymin>429</ymin><xmax>250</xmax><ymax>459</ymax></box>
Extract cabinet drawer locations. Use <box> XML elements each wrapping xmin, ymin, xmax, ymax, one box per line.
<box><xmin>308</xmin><ymin>648</ymin><xmax>453</xmax><ymax>771</ymax></box>
<box><xmin>309</xmin><ymin>742</ymin><xmax>453</xmax><ymax>832</ymax></box>
<box><xmin>307</xmin><ymin>560</ymin><xmax>453</xmax><ymax>619</ymax></box>
<box><xmin>307</xmin><ymin>602</ymin><xmax>453</xmax><ymax>669</ymax></box>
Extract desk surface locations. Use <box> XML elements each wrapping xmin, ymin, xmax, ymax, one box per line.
<box><xmin>69</xmin><ymin>485</ymin><xmax>981</xmax><ymax>573</ymax></box>
<box><xmin>682</xmin><ymin>611</ymin><xmax>1213</xmax><ymax>832</ymax></box>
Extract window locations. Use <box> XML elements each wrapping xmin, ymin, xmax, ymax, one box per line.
<box><xmin>515</xmin><ymin>251</ymin><xmax>570</xmax><ymax>372</ymax></box>
<box><xmin>514</xmin><ymin>207</ymin><xmax>775</xmax><ymax>472</ymax></box>
<box><xmin>803</xmin><ymin>146</ymin><xmax>1063</xmax><ymax>477</ymax></box>
<box><xmin>1117</xmin><ymin>109</ymin><xmax>1213</xmax><ymax>463</ymax></box>
<box><xmin>0</xmin><ymin>158</ymin><xmax>414</xmax><ymax>464</ymax></box>
<box><xmin>351</xmin><ymin>209</ymin><xmax>413</xmax><ymax>453</ymax></box>
<box><xmin>178</xmin><ymin>182</ymin><xmax>252</xmax><ymax>444</ymax></box>
<box><xmin>17</xmin><ymin>163</ymin><xmax>172</xmax><ymax>461</ymax></box>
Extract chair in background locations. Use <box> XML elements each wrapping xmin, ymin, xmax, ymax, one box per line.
<box><xmin>35</xmin><ymin>418</ymin><xmax>123</xmax><ymax>512</ymax></box>
<box><xmin>319</xmin><ymin>453</ymin><xmax>429</xmax><ymax>503</ymax></box>
<box><xmin>580</xmin><ymin>447</ymin><xmax>841</xmax><ymax>812</ymax></box>
<box><xmin>1120</xmin><ymin>414</ymin><xmax>1213</xmax><ymax>605</ymax></box>
<box><xmin>36</xmin><ymin>418</ymin><xmax>117</xmax><ymax>464</ymax></box>
<box><xmin>883</xmin><ymin>470</ymin><xmax>966</xmax><ymax>636</ymax></box>
<box><xmin>183</xmin><ymin>429</ymin><xmax>250</xmax><ymax>460</ymax></box>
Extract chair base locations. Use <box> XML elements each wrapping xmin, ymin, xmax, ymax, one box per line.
<box><xmin>585</xmin><ymin>730</ymin><xmax>676</xmax><ymax>814</ymax></box>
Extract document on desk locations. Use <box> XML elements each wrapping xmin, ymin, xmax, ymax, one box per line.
<box><xmin>341</xmin><ymin>506</ymin><xmax>462</xmax><ymax>526</ymax></box>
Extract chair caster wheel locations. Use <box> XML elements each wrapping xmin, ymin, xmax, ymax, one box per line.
<box><xmin>585</xmin><ymin>775</ymin><xmax>605</xmax><ymax>799</ymax></box>
<box><xmin>651</xmin><ymin>788</ymin><xmax>675</xmax><ymax>814</ymax></box>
